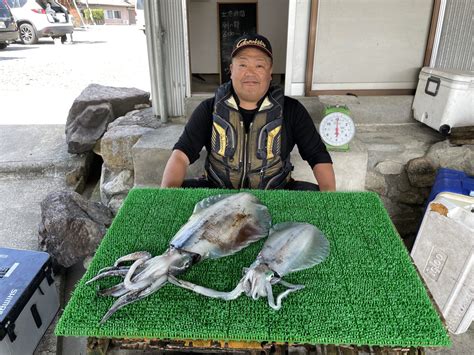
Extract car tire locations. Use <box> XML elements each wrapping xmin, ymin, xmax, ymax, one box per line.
<box><xmin>60</xmin><ymin>35</ymin><xmax>67</xmax><ymax>44</ymax></box>
<box><xmin>0</xmin><ymin>43</ymin><xmax>7</xmax><ymax>50</ymax></box>
<box><xmin>19</xmin><ymin>23</ymin><xmax>38</xmax><ymax>45</ymax></box>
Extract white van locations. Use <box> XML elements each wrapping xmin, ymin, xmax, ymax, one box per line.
<box><xmin>7</xmin><ymin>0</ymin><xmax>73</xmax><ymax>44</ymax></box>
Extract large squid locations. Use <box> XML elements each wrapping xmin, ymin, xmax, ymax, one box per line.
<box><xmin>86</xmin><ymin>192</ymin><xmax>272</xmax><ymax>324</ymax></box>
<box><xmin>169</xmin><ymin>222</ymin><xmax>330</xmax><ymax>310</ymax></box>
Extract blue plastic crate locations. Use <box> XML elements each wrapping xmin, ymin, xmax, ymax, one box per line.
<box><xmin>427</xmin><ymin>168</ymin><xmax>474</xmax><ymax>205</ymax></box>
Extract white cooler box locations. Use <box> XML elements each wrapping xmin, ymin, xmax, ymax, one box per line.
<box><xmin>411</xmin><ymin>192</ymin><xmax>474</xmax><ymax>334</ymax></box>
<box><xmin>412</xmin><ymin>67</ymin><xmax>474</xmax><ymax>135</ymax></box>
<box><xmin>0</xmin><ymin>248</ymin><xmax>59</xmax><ymax>355</ymax></box>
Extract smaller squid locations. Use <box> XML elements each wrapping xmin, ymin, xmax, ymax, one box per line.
<box><xmin>169</xmin><ymin>222</ymin><xmax>330</xmax><ymax>310</ymax></box>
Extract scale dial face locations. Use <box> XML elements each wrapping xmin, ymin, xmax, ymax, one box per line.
<box><xmin>319</xmin><ymin>112</ymin><xmax>355</xmax><ymax>146</ymax></box>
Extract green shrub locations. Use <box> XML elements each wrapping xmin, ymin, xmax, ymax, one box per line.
<box><xmin>83</xmin><ymin>8</ymin><xmax>104</xmax><ymax>22</ymax></box>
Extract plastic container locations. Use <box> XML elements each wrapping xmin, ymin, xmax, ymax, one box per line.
<box><xmin>427</xmin><ymin>168</ymin><xmax>474</xmax><ymax>205</ymax></box>
<box><xmin>412</xmin><ymin>67</ymin><xmax>474</xmax><ymax>135</ymax></box>
<box><xmin>411</xmin><ymin>192</ymin><xmax>474</xmax><ymax>334</ymax></box>
<box><xmin>0</xmin><ymin>248</ymin><xmax>59</xmax><ymax>355</ymax></box>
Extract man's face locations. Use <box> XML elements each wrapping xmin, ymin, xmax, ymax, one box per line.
<box><xmin>230</xmin><ymin>47</ymin><xmax>272</xmax><ymax>108</ymax></box>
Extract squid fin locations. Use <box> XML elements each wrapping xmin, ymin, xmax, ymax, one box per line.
<box><xmin>192</xmin><ymin>194</ymin><xmax>232</xmax><ymax>215</ymax></box>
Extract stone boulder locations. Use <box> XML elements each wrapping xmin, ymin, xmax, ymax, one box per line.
<box><xmin>109</xmin><ymin>107</ymin><xmax>161</xmax><ymax>130</ymax></box>
<box><xmin>100</xmin><ymin>166</ymin><xmax>134</xmax><ymax>214</ymax></box>
<box><xmin>406</xmin><ymin>157</ymin><xmax>437</xmax><ymax>187</ymax></box>
<box><xmin>65</xmin><ymin>102</ymin><xmax>114</xmax><ymax>154</ymax></box>
<box><xmin>38</xmin><ymin>191</ymin><xmax>113</xmax><ymax>268</ymax></box>
<box><xmin>100</xmin><ymin>124</ymin><xmax>155</xmax><ymax>170</ymax></box>
<box><xmin>66</xmin><ymin>84</ymin><xmax>150</xmax><ymax>154</ymax></box>
<box><xmin>426</xmin><ymin>140</ymin><xmax>474</xmax><ymax>176</ymax></box>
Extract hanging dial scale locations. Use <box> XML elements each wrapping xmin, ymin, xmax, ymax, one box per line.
<box><xmin>319</xmin><ymin>105</ymin><xmax>355</xmax><ymax>151</ymax></box>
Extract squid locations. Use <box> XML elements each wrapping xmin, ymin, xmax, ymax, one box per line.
<box><xmin>169</xmin><ymin>222</ymin><xmax>330</xmax><ymax>310</ymax></box>
<box><xmin>86</xmin><ymin>192</ymin><xmax>271</xmax><ymax>324</ymax></box>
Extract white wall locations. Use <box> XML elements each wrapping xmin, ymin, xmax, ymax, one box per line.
<box><xmin>285</xmin><ymin>0</ymin><xmax>311</xmax><ymax>96</ymax></box>
<box><xmin>188</xmin><ymin>0</ymin><xmax>289</xmax><ymax>74</ymax></box>
<box><xmin>285</xmin><ymin>0</ymin><xmax>434</xmax><ymax>95</ymax></box>
<box><xmin>312</xmin><ymin>0</ymin><xmax>433</xmax><ymax>91</ymax></box>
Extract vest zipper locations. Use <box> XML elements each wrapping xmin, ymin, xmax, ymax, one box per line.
<box><xmin>240</xmin><ymin>121</ymin><xmax>252</xmax><ymax>188</ymax></box>
<box><xmin>207</xmin><ymin>161</ymin><xmax>226</xmax><ymax>188</ymax></box>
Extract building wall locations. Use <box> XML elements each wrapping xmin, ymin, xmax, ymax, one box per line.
<box><xmin>188</xmin><ymin>0</ymin><xmax>289</xmax><ymax>74</ymax></box>
<box><xmin>285</xmin><ymin>0</ymin><xmax>435</xmax><ymax>95</ymax></box>
<box><xmin>89</xmin><ymin>5</ymin><xmax>134</xmax><ymax>25</ymax></box>
<box><xmin>285</xmin><ymin>0</ymin><xmax>311</xmax><ymax>96</ymax></box>
<box><xmin>435</xmin><ymin>0</ymin><xmax>473</xmax><ymax>71</ymax></box>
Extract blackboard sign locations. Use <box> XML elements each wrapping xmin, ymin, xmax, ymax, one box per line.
<box><xmin>218</xmin><ymin>3</ymin><xmax>257</xmax><ymax>84</ymax></box>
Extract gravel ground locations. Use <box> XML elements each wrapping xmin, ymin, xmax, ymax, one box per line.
<box><xmin>0</xmin><ymin>25</ymin><xmax>151</xmax><ymax>125</ymax></box>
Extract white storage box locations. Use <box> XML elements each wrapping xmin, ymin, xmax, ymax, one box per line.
<box><xmin>412</xmin><ymin>67</ymin><xmax>474</xmax><ymax>135</ymax></box>
<box><xmin>411</xmin><ymin>192</ymin><xmax>474</xmax><ymax>334</ymax></box>
<box><xmin>0</xmin><ymin>248</ymin><xmax>59</xmax><ymax>355</ymax></box>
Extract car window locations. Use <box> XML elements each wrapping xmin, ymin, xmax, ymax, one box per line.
<box><xmin>0</xmin><ymin>2</ymin><xmax>10</xmax><ymax>18</ymax></box>
<box><xmin>6</xmin><ymin>0</ymin><xmax>26</xmax><ymax>8</ymax></box>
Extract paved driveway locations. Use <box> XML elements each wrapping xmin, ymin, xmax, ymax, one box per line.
<box><xmin>0</xmin><ymin>25</ymin><xmax>151</xmax><ymax>124</ymax></box>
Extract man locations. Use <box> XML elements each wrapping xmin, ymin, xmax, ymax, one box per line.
<box><xmin>161</xmin><ymin>34</ymin><xmax>336</xmax><ymax>191</ymax></box>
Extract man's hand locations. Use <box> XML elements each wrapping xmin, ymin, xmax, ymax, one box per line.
<box><xmin>161</xmin><ymin>150</ymin><xmax>190</xmax><ymax>188</ymax></box>
<box><xmin>313</xmin><ymin>163</ymin><xmax>336</xmax><ymax>191</ymax></box>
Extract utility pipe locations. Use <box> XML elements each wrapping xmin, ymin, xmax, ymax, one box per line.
<box><xmin>144</xmin><ymin>0</ymin><xmax>168</xmax><ymax>123</ymax></box>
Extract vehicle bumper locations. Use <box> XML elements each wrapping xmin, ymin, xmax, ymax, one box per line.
<box><xmin>0</xmin><ymin>31</ymin><xmax>19</xmax><ymax>43</ymax></box>
<box><xmin>37</xmin><ymin>26</ymin><xmax>73</xmax><ymax>37</ymax></box>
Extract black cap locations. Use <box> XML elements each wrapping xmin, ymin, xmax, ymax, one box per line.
<box><xmin>231</xmin><ymin>34</ymin><xmax>273</xmax><ymax>60</ymax></box>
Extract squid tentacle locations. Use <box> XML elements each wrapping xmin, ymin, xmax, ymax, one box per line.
<box><xmin>168</xmin><ymin>274</ymin><xmax>245</xmax><ymax>301</ymax></box>
<box><xmin>96</xmin><ymin>265</ymin><xmax>130</xmax><ymax>275</ymax></box>
<box><xmin>99</xmin><ymin>289</ymin><xmax>144</xmax><ymax>325</ymax></box>
<box><xmin>265</xmin><ymin>281</ymin><xmax>277</xmax><ymax>309</ymax></box>
<box><xmin>96</xmin><ymin>283</ymin><xmax>129</xmax><ymax>298</ymax></box>
<box><xmin>99</xmin><ymin>275</ymin><xmax>168</xmax><ymax>325</ymax></box>
<box><xmin>269</xmin><ymin>279</ymin><xmax>305</xmax><ymax>310</ymax></box>
<box><xmin>88</xmin><ymin>252</ymin><xmax>153</xmax><ymax>286</ymax></box>
<box><xmin>124</xmin><ymin>257</ymin><xmax>152</xmax><ymax>290</ymax></box>
<box><xmin>85</xmin><ymin>269</ymin><xmax>129</xmax><ymax>284</ymax></box>
<box><xmin>113</xmin><ymin>251</ymin><xmax>152</xmax><ymax>267</ymax></box>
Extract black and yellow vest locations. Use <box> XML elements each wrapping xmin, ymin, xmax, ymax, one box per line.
<box><xmin>205</xmin><ymin>83</ymin><xmax>293</xmax><ymax>189</ymax></box>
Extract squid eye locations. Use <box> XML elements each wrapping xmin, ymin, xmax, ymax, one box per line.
<box><xmin>265</xmin><ymin>271</ymin><xmax>274</xmax><ymax>280</ymax></box>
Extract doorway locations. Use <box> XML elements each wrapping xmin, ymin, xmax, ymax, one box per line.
<box><xmin>186</xmin><ymin>0</ymin><xmax>289</xmax><ymax>95</ymax></box>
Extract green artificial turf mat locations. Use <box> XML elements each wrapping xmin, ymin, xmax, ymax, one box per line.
<box><xmin>56</xmin><ymin>188</ymin><xmax>451</xmax><ymax>347</ymax></box>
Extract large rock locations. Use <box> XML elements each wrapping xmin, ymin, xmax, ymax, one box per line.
<box><xmin>66</xmin><ymin>102</ymin><xmax>114</xmax><ymax>154</ymax></box>
<box><xmin>100</xmin><ymin>166</ymin><xmax>134</xmax><ymax>214</ymax></box>
<box><xmin>100</xmin><ymin>124</ymin><xmax>155</xmax><ymax>170</ymax></box>
<box><xmin>38</xmin><ymin>191</ymin><xmax>113</xmax><ymax>268</ymax></box>
<box><xmin>375</xmin><ymin>160</ymin><xmax>404</xmax><ymax>175</ymax></box>
<box><xmin>66</xmin><ymin>84</ymin><xmax>150</xmax><ymax>154</ymax></box>
<box><xmin>365</xmin><ymin>170</ymin><xmax>387</xmax><ymax>196</ymax></box>
<box><xmin>132</xmin><ymin>124</ymin><xmax>206</xmax><ymax>187</ymax></box>
<box><xmin>109</xmin><ymin>107</ymin><xmax>160</xmax><ymax>129</ymax></box>
<box><xmin>406</xmin><ymin>157</ymin><xmax>437</xmax><ymax>187</ymax></box>
<box><xmin>426</xmin><ymin>141</ymin><xmax>474</xmax><ymax>176</ymax></box>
